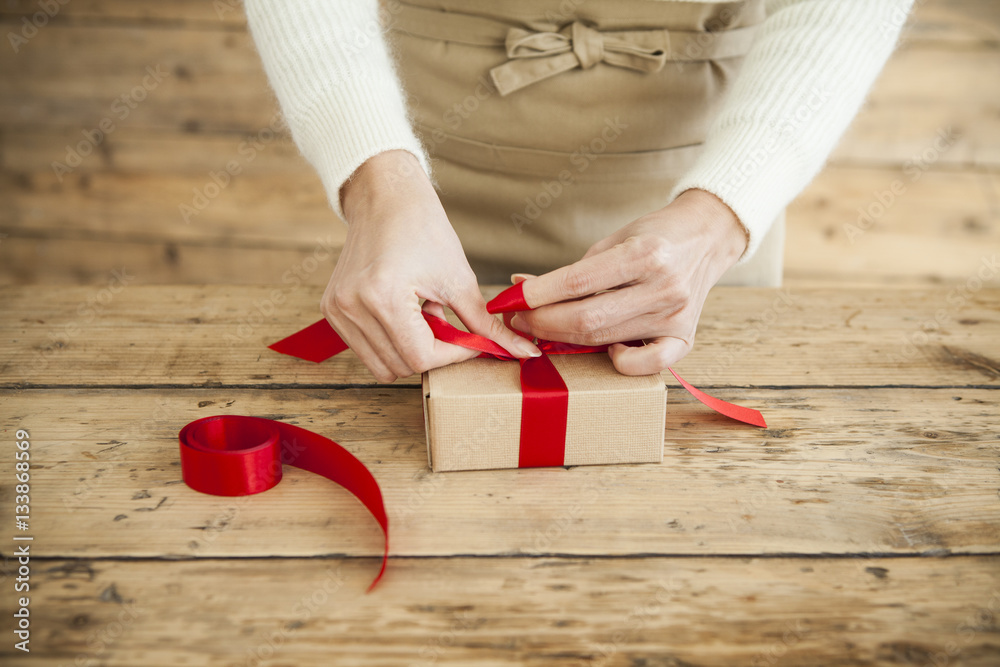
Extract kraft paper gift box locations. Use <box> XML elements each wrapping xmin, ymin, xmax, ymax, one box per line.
<box><xmin>421</xmin><ymin>352</ymin><xmax>666</xmax><ymax>472</ymax></box>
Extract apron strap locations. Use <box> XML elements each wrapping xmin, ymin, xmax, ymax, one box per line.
<box><xmin>390</xmin><ymin>3</ymin><xmax>758</xmax><ymax>95</ymax></box>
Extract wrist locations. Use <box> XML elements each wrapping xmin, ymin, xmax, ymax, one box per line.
<box><xmin>340</xmin><ymin>150</ymin><xmax>429</xmax><ymax>225</ymax></box>
<box><xmin>674</xmin><ymin>188</ymin><xmax>748</xmax><ymax>264</ymax></box>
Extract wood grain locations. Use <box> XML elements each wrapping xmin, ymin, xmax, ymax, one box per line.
<box><xmin>1</xmin><ymin>11</ymin><xmax>996</xmax><ymax>161</ymax></box>
<box><xmin>1</xmin><ymin>556</ymin><xmax>997</xmax><ymax>667</ymax></box>
<box><xmin>785</xmin><ymin>166</ymin><xmax>1000</xmax><ymax>286</ymax></box>
<box><xmin>3</xmin><ymin>286</ymin><xmax>998</xmax><ymax>388</ymax></box>
<box><xmin>1</xmin><ymin>386</ymin><xmax>997</xmax><ymax>558</ymax></box>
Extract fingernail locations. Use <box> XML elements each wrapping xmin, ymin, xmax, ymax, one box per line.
<box><xmin>510</xmin><ymin>273</ymin><xmax>534</xmax><ymax>284</ymax></box>
<box><xmin>520</xmin><ymin>342</ymin><xmax>542</xmax><ymax>358</ymax></box>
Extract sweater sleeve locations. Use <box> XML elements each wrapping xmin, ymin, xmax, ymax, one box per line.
<box><xmin>668</xmin><ymin>0</ymin><xmax>913</xmax><ymax>262</ymax></box>
<box><xmin>243</xmin><ymin>0</ymin><xmax>431</xmax><ymax>221</ymax></box>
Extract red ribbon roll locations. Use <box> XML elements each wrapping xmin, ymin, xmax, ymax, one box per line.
<box><xmin>179</xmin><ymin>415</ymin><xmax>389</xmax><ymax>591</ymax></box>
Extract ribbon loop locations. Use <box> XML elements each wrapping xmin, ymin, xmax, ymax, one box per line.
<box><xmin>490</xmin><ymin>22</ymin><xmax>667</xmax><ymax>96</ymax></box>
<box><xmin>179</xmin><ymin>415</ymin><xmax>390</xmax><ymax>592</ymax></box>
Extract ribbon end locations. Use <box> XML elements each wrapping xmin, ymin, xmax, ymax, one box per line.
<box><xmin>268</xmin><ymin>319</ymin><xmax>348</xmax><ymax>363</ymax></box>
<box><xmin>667</xmin><ymin>368</ymin><xmax>768</xmax><ymax>428</ymax></box>
<box><xmin>487</xmin><ymin>282</ymin><xmax>530</xmax><ymax>314</ymax></box>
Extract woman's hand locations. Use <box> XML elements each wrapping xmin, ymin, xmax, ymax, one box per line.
<box><xmin>509</xmin><ymin>189</ymin><xmax>748</xmax><ymax>375</ymax></box>
<box><xmin>323</xmin><ymin>150</ymin><xmax>539</xmax><ymax>382</ymax></box>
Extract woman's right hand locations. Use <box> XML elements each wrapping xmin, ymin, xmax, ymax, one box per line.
<box><xmin>323</xmin><ymin>150</ymin><xmax>540</xmax><ymax>382</ymax></box>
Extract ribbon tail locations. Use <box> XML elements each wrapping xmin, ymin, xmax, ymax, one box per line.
<box><xmin>489</xmin><ymin>52</ymin><xmax>580</xmax><ymax>96</ymax></box>
<box><xmin>487</xmin><ymin>281</ymin><xmax>531</xmax><ymax>313</ymax></box>
<box><xmin>603</xmin><ymin>40</ymin><xmax>668</xmax><ymax>73</ymax></box>
<box><xmin>268</xmin><ymin>319</ymin><xmax>347</xmax><ymax>363</ymax></box>
<box><xmin>668</xmin><ymin>368</ymin><xmax>767</xmax><ymax>428</ymax></box>
<box><xmin>179</xmin><ymin>416</ymin><xmax>390</xmax><ymax>592</ymax></box>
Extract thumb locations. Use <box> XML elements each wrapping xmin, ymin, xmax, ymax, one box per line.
<box><xmin>608</xmin><ymin>336</ymin><xmax>692</xmax><ymax>375</ymax></box>
<box><xmin>449</xmin><ymin>287</ymin><xmax>541</xmax><ymax>359</ymax></box>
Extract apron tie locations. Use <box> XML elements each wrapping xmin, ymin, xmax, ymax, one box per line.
<box><xmin>490</xmin><ymin>21</ymin><xmax>667</xmax><ymax>96</ymax></box>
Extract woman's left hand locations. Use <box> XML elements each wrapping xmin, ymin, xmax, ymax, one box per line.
<box><xmin>509</xmin><ymin>188</ymin><xmax>748</xmax><ymax>375</ymax></box>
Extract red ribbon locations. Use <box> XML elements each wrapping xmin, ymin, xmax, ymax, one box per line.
<box><xmin>268</xmin><ymin>284</ymin><xmax>766</xmax><ymax>467</ymax></box>
<box><xmin>178</xmin><ymin>415</ymin><xmax>389</xmax><ymax>591</ymax></box>
<box><xmin>177</xmin><ymin>284</ymin><xmax>765</xmax><ymax>591</ymax></box>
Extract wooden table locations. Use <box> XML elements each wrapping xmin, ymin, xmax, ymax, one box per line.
<box><xmin>1</xmin><ymin>285</ymin><xmax>998</xmax><ymax>666</ymax></box>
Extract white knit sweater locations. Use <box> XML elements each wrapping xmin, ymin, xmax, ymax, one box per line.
<box><xmin>244</xmin><ymin>0</ymin><xmax>912</xmax><ymax>262</ymax></box>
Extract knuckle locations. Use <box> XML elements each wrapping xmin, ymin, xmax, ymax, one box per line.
<box><xmin>401</xmin><ymin>349</ymin><xmax>432</xmax><ymax>375</ymax></box>
<box><xmin>329</xmin><ymin>285</ymin><xmax>357</xmax><ymax>315</ymax></box>
<box><xmin>670</xmin><ymin>282</ymin><xmax>693</xmax><ymax>305</ymax></box>
<box><xmin>571</xmin><ymin>308</ymin><xmax>605</xmax><ymax>333</ymax></box>
<box><xmin>359</xmin><ymin>273</ymin><xmax>395</xmax><ymax>307</ymax></box>
<box><xmin>372</xmin><ymin>368</ymin><xmax>396</xmax><ymax>383</ymax></box>
<box><xmin>639</xmin><ymin>237</ymin><xmax>672</xmax><ymax>273</ymax></box>
<box><xmin>582</xmin><ymin>327</ymin><xmax>614</xmax><ymax>346</ymax></box>
<box><xmin>561</xmin><ymin>270</ymin><xmax>596</xmax><ymax>299</ymax></box>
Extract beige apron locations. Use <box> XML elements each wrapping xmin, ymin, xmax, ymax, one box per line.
<box><xmin>386</xmin><ymin>0</ymin><xmax>784</xmax><ymax>286</ymax></box>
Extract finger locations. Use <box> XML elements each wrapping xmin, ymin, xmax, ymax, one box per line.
<box><xmin>370</xmin><ymin>296</ymin><xmax>457</xmax><ymax>376</ymax></box>
<box><xmin>421</xmin><ymin>300</ymin><xmax>447</xmax><ymax>319</ymax></box>
<box><xmin>381</xmin><ymin>297</ymin><xmax>487</xmax><ymax>374</ymax></box>
<box><xmin>420</xmin><ymin>301</ymin><xmax>483</xmax><ymax>367</ymax></box>
<box><xmin>519</xmin><ymin>243</ymin><xmax>641</xmax><ymax>309</ymax></box>
<box><xmin>515</xmin><ymin>284</ymin><xmax>675</xmax><ymax>343</ymax></box>
<box><xmin>326</xmin><ymin>315</ymin><xmax>399</xmax><ymax>383</ymax></box>
<box><xmin>342</xmin><ymin>295</ymin><xmax>420</xmax><ymax>379</ymax></box>
<box><xmin>449</xmin><ymin>287</ymin><xmax>541</xmax><ymax>358</ymax></box>
<box><xmin>608</xmin><ymin>336</ymin><xmax>692</xmax><ymax>375</ymax></box>
<box><xmin>581</xmin><ymin>231</ymin><xmax>622</xmax><ymax>260</ymax></box>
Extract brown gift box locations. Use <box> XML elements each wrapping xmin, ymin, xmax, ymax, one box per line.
<box><xmin>421</xmin><ymin>352</ymin><xmax>666</xmax><ymax>472</ymax></box>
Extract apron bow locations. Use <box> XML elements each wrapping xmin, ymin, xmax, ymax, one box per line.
<box><xmin>489</xmin><ymin>22</ymin><xmax>668</xmax><ymax>96</ymax></box>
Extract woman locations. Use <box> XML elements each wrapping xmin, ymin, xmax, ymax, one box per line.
<box><xmin>245</xmin><ymin>0</ymin><xmax>910</xmax><ymax>382</ymax></box>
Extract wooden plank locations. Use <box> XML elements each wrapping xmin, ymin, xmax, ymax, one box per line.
<box><xmin>0</xmin><ymin>169</ymin><xmax>339</xmax><ymax>249</ymax></box>
<box><xmin>0</xmin><ymin>237</ymin><xmax>338</xmax><ymax>286</ymax></box>
<box><xmin>0</xmin><ymin>556</ymin><xmax>997</xmax><ymax>666</ymax></box>
<box><xmin>2</xmin><ymin>0</ymin><xmax>998</xmax><ymax>43</ymax></box>
<box><xmin>0</xmin><ymin>0</ymin><xmax>246</xmax><ymax>25</ymax></box>
<box><xmin>832</xmin><ymin>43</ymin><xmax>1000</xmax><ymax>168</ymax></box>
<box><xmin>785</xmin><ymin>165</ymin><xmax>1000</xmax><ymax>286</ymax></box>
<box><xmin>905</xmin><ymin>0</ymin><xmax>1000</xmax><ymax>45</ymax></box>
<box><xmin>4</xmin><ymin>142</ymin><xmax>997</xmax><ymax>285</ymax></box>
<box><xmin>1</xmin><ymin>386</ymin><xmax>997</xmax><ymax>558</ymax></box>
<box><xmin>1</xmin><ymin>22</ymin><xmax>997</xmax><ymax>166</ymax></box>
<box><xmin>3</xmin><ymin>286</ymin><xmax>998</xmax><ymax>388</ymax></box>
<box><xmin>0</xmin><ymin>125</ymin><xmax>307</xmax><ymax>173</ymax></box>
<box><xmin>0</xmin><ymin>25</ymin><xmax>275</xmax><ymax>132</ymax></box>
<box><xmin>2</xmin><ymin>160</ymin><xmax>994</xmax><ymax>287</ymax></box>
